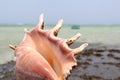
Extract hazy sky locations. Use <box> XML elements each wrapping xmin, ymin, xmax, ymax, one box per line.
<box><xmin>0</xmin><ymin>0</ymin><xmax>120</xmax><ymax>24</ymax></box>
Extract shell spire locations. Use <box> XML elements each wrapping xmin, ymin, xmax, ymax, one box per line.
<box><xmin>10</xmin><ymin>14</ymin><xmax>88</xmax><ymax>80</ymax></box>
<box><xmin>9</xmin><ymin>44</ymin><xmax>16</xmax><ymax>50</ymax></box>
<box><xmin>66</xmin><ymin>33</ymin><xmax>81</xmax><ymax>46</ymax></box>
<box><xmin>53</xmin><ymin>19</ymin><xmax>63</xmax><ymax>36</ymax></box>
<box><xmin>38</xmin><ymin>13</ymin><xmax>44</xmax><ymax>29</ymax></box>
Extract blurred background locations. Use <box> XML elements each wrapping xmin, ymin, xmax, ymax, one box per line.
<box><xmin>0</xmin><ymin>0</ymin><xmax>120</xmax><ymax>66</ymax></box>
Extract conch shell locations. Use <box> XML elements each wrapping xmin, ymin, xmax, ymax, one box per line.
<box><xmin>10</xmin><ymin>14</ymin><xmax>88</xmax><ymax>80</ymax></box>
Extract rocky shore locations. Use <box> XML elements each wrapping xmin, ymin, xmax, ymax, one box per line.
<box><xmin>0</xmin><ymin>44</ymin><xmax>120</xmax><ymax>80</ymax></box>
<box><xmin>0</xmin><ymin>61</ymin><xmax>15</xmax><ymax>80</ymax></box>
<box><xmin>68</xmin><ymin>48</ymin><xmax>120</xmax><ymax>80</ymax></box>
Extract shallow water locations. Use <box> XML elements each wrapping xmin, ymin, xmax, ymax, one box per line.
<box><xmin>0</xmin><ymin>25</ymin><xmax>120</xmax><ymax>64</ymax></box>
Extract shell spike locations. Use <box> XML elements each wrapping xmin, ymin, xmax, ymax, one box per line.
<box><xmin>24</xmin><ymin>28</ymin><xmax>30</xmax><ymax>33</ymax></box>
<box><xmin>66</xmin><ymin>33</ymin><xmax>81</xmax><ymax>46</ymax></box>
<box><xmin>53</xmin><ymin>19</ymin><xmax>63</xmax><ymax>36</ymax></box>
<box><xmin>73</xmin><ymin>43</ymin><xmax>88</xmax><ymax>54</ymax></box>
<box><xmin>9</xmin><ymin>44</ymin><xmax>16</xmax><ymax>50</ymax></box>
<box><xmin>38</xmin><ymin>13</ymin><xmax>44</xmax><ymax>29</ymax></box>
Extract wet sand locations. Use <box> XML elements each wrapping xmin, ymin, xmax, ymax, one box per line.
<box><xmin>0</xmin><ymin>43</ymin><xmax>120</xmax><ymax>80</ymax></box>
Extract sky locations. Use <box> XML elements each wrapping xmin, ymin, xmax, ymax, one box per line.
<box><xmin>0</xmin><ymin>0</ymin><xmax>120</xmax><ymax>25</ymax></box>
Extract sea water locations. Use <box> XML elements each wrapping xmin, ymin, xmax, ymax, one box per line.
<box><xmin>0</xmin><ymin>24</ymin><xmax>120</xmax><ymax>64</ymax></box>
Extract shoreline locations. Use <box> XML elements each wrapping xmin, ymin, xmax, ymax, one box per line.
<box><xmin>0</xmin><ymin>43</ymin><xmax>120</xmax><ymax>80</ymax></box>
